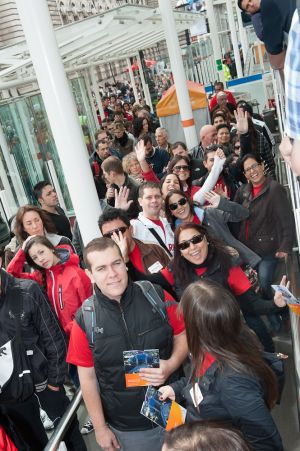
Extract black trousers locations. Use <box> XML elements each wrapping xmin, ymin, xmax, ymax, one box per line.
<box><xmin>3</xmin><ymin>387</ymin><xmax>86</xmax><ymax>451</ymax></box>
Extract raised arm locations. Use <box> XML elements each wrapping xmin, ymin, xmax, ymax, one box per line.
<box><xmin>193</xmin><ymin>152</ymin><xmax>225</xmax><ymax>205</ymax></box>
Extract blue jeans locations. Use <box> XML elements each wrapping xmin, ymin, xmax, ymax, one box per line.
<box><xmin>257</xmin><ymin>255</ymin><xmax>278</xmax><ymax>299</ymax></box>
<box><xmin>258</xmin><ymin>255</ymin><xmax>281</xmax><ymax>332</ymax></box>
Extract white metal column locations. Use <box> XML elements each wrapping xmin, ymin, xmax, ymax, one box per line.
<box><xmin>136</xmin><ymin>53</ymin><xmax>153</xmax><ymax>112</ymax></box>
<box><xmin>236</xmin><ymin>6</ymin><xmax>248</xmax><ymax>63</ymax></box>
<box><xmin>90</xmin><ymin>66</ymin><xmax>105</xmax><ymax>122</ymax></box>
<box><xmin>15</xmin><ymin>0</ymin><xmax>100</xmax><ymax>245</ymax></box>
<box><xmin>205</xmin><ymin>0</ymin><xmax>225</xmax><ymax>83</ymax></box>
<box><xmin>158</xmin><ymin>0</ymin><xmax>198</xmax><ymax>149</ymax></box>
<box><xmin>226</xmin><ymin>0</ymin><xmax>243</xmax><ymax>79</ymax></box>
<box><xmin>126</xmin><ymin>58</ymin><xmax>139</xmax><ymax>103</ymax></box>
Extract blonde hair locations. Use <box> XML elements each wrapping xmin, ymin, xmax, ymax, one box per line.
<box><xmin>122</xmin><ymin>152</ymin><xmax>139</xmax><ymax>174</ymax></box>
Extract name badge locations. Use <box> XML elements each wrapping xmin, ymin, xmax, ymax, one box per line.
<box><xmin>148</xmin><ymin>261</ymin><xmax>163</xmax><ymax>274</ymax></box>
<box><xmin>190</xmin><ymin>383</ymin><xmax>203</xmax><ymax>407</ymax></box>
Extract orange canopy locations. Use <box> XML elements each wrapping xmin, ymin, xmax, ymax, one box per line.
<box><xmin>156</xmin><ymin>80</ymin><xmax>208</xmax><ymax>117</ymax></box>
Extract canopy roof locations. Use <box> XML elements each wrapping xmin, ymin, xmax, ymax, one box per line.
<box><xmin>156</xmin><ymin>80</ymin><xmax>207</xmax><ymax>117</ymax></box>
<box><xmin>0</xmin><ymin>4</ymin><xmax>197</xmax><ymax>87</ymax></box>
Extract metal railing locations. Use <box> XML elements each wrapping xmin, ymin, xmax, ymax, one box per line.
<box><xmin>272</xmin><ymin>67</ymin><xmax>300</xmax><ymax>428</ymax></box>
<box><xmin>44</xmin><ymin>389</ymin><xmax>83</xmax><ymax>451</ymax></box>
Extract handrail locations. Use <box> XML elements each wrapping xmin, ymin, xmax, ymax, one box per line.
<box><xmin>44</xmin><ymin>389</ymin><xmax>83</xmax><ymax>451</ymax></box>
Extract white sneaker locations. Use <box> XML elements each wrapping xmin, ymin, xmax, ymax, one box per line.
<box><xmin>80</xmin><ymin>419</ymin><xmax>94</xmax><ymax>435</ymax></box>
<box><xmin>40</xmin><ymin>408</ymin><xmax>55</xmax><ymax>430</ymax></box>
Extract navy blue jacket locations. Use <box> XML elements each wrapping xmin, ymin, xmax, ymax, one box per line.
<box><xmin>171</xmin><ymin>360</ymin><xmax>283</xmax><ymax>451</ymax></box>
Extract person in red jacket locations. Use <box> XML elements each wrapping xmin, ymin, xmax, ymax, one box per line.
<box><xmin>7</xmin><ymin>235</ymin><xmax>92</xmax><ymax>336</ymax></box>
<box><xmin>209</xmin><ymin>81</ymin><xmax>237</xmax><ymax>111</ymax></box>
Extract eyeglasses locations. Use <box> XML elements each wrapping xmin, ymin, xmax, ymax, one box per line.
<box><xmin>103</xmin><ymin>226</ymin><xmax>128</xmax><ymax>238</ymax></box>
<box><xmin>169</xmin><ymin>198</ymin><xmax>187</xmax><ymax>211</ymax></box>
<box><xmin>173</xmin><ymin>165</ymin><xmax>189</xmax><ymax>172</ymax></box>
<box><xmin>178</xmin><ymin>234</ymin><xmax>205</xmax><ymax>251</ymax></box>
<box><xmin>244</xmin><ymin>162</ymin><xmax>260</xmax><ymax>175</ymax></box>
<box><xmin>234</xmin><ymin>145</ymin><xmax>240</xmax><ymax>150</ymax></box>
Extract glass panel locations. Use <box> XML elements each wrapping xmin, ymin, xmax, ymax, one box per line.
<box><xmin>70</xmin><ymin>77</ymin><xmax>97</xmax><ymax>155</ymax></box>
<box><xmin>26</xmin><ymin>95</ymin><xmax>73</xmax><ymax>212</ymax></box>
<box><xmin>0</xmin><ymin>95</ymin><xmax>73</xmax><ymax>214</ymax></box>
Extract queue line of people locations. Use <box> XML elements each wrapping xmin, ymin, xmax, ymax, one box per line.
<box><xmin>0</xmin><ymin>84</ymin><xmax>295</xmax><ymax>451</ymax></box>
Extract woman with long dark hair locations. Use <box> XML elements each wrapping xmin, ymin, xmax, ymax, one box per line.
<box><xmin>14</xmin><ymin>204</ymin><xmax>73</xmax><ymax>248</ymax></box>
<box><xmin>159</xmin><ymin>279</ymin><xmax>283</xmax><ymax>451</ymax></box>
<box><xmin>164</xmin><ymin>189</ymin><xmax>260</xmax><ymax>268</ymax></box>
<box><xmin>161</xmin><ymin>223</ymin><xmax>285</xmax><ymax>352</ymax></box>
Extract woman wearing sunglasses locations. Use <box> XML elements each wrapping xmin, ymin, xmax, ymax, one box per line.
<box><xmin>159</xmin><ymin>279</ymin><xmax>283</xmax><ymax>451</ymax></box>
<box><xmin>164</xmin><ymin>189</ymin><xmax>260</xmax><ymax>268</ymax></box>
<box><xmin>168</xmin><ymin>149</ymin><xmax>226</xmax><ymax>205</ymax></box>
<box><xmin>161</xmin><ymin>223</ymin><xmax>286</xmax><ymax>352</ymax></box>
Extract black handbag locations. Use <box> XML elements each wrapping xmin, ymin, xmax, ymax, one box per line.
<box><xmin>0</xmin><ymin>283</ymin><xmax>34</xmax><ymax>404</ymax></box>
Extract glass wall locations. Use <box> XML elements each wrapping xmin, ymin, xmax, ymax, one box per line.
<box><xmin>70</xmin><ymin>76</ymin><xmax>97</xmax><ymax>155</ymax></box>
<box><xmin>0</xmin><ymin>76</ymin><xmax>97</xmax><ymax>217</ymax></box>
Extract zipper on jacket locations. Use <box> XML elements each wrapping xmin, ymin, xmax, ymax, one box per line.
<box><xmin>49</xmin><ymin>270</ymin><xmax>58</xmax><ymax>317</ymax></box>
<box><xmin>119</xmin><ymin>304</ymin><xmax>134</xmax><ymax>349</ymax></box>
<box><xmin>58</xmin><ymin>285</ymin><xmax>63</xmax><ymax>310</ymax></box>
<box><xmin>138</xmin><ymin>325</ymin><xmax>161</xmax><ymax>337</ymax></box>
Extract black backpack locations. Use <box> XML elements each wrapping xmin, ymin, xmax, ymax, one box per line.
<box><xmin>82</xmin><ymin>280</ymin><xmax>177</xmax><ymax>347</ymax></box>
<box><xmin>0</xmin><ymin>282</ymin><xmax>34</xmax><ymax>404</ymax></box>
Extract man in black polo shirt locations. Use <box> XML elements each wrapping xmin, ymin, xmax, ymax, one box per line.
<box><xmin>238</xmin><ymin>0</ymin><xmax>296</xmax><ymax>69</ymax></box>
<box><xmin>33</xmin><ymin>181</ymin><xmax>72</xmax><ymax>240</ymax></box>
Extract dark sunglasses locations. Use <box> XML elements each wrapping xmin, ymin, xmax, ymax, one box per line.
<box><xmin>169</xmin><ymin>198</ymin><xmax>187</xmax><ymax>211</ymax></box>
<box><xmin>173</xmin><ymin>165</ymin><xmax>189</xmax><ymax>172</ymax></box>
<box><xmin>103</xmin><ymin>226</ymin><xmax>128</xmax><ymax>238</ymax></box>
<box><xmin>178</xmin><ymin>234</ymin><xmax>205</xmax><ymax>251</ymax></box>
<box><xmin>234</xmin><ymin>145</ymin><xmax>240</xmax><ymax>150</ymax></box>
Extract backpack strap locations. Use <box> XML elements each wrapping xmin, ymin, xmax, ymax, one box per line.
<box><xmin>81</xmin><ymin>296</ymin><xmax>98</xmax><ymax>348</ymax></box>
<box><xmin>138</xmin><ymin>218</ymin><xmax>172</xmax><ymax>257</ymax></box>
<box><xmin>134</xmin><ymin>280</ymin><xmax>177</xmax><ymax>322</ymax></box>
<box><xmin>82</xmin><ymin>283</ymin><xmax>178</xmax><ymax>347</ymax></box>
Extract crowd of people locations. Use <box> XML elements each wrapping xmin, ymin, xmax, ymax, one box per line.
<box><xmin>0</xmin><ymin>76</ymin><xmax>295</xmax><ymax>451</ymax></box>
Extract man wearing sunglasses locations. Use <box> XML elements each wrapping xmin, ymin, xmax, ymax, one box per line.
<box><xmin>98</xmin><ymin>208</ymin><xmax>170</xmax><ymax>276</ymax></box>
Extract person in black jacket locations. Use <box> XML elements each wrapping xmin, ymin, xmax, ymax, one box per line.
<box><xmin>0</xmin><ymin>269</ymin><xmax>86</xmax><ymax>451</ymax></box>
<box><xmin>67</xmin><ymin>237</ymin><xmax>188</xmax><ymax>451</ymax></box>
<box><xmin>159</xmin><ymin>278</ymin><xmax>284</xmax><ymax>451</ymax></box>
<box><xmin>33</xmin><ymin>181</ymin><xmax>72</xmax><ymax>240</ymax></box>
<box><xmin>102</xmin><ymin>156</ymin><xmax>141</xmax><ymax>219</ymax></box>
<box><xmin>234</xmin><ymin>108</ymin><xmax>276</xmax><ymax>178</ymax></box>
<box><xmin>166</xmin><ymin>223</ymin><xmax>287</xmax><ymax>352</ymax></box>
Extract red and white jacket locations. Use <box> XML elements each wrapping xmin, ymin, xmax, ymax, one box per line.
<box><xmin>7</xmin><ymin>245</ymin><xmax>92</xmax><ymax>335</ymax></box>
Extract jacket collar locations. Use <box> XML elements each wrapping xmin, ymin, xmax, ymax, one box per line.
<box><xmin>244</xmin><ymin>175</ymin><xmax>271</xmax><ymax>202</ymax></box>
<box><xmin>94</xmin><ymin>280</ymin><xmax>134</xmax><ymax>311</ymax></box>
